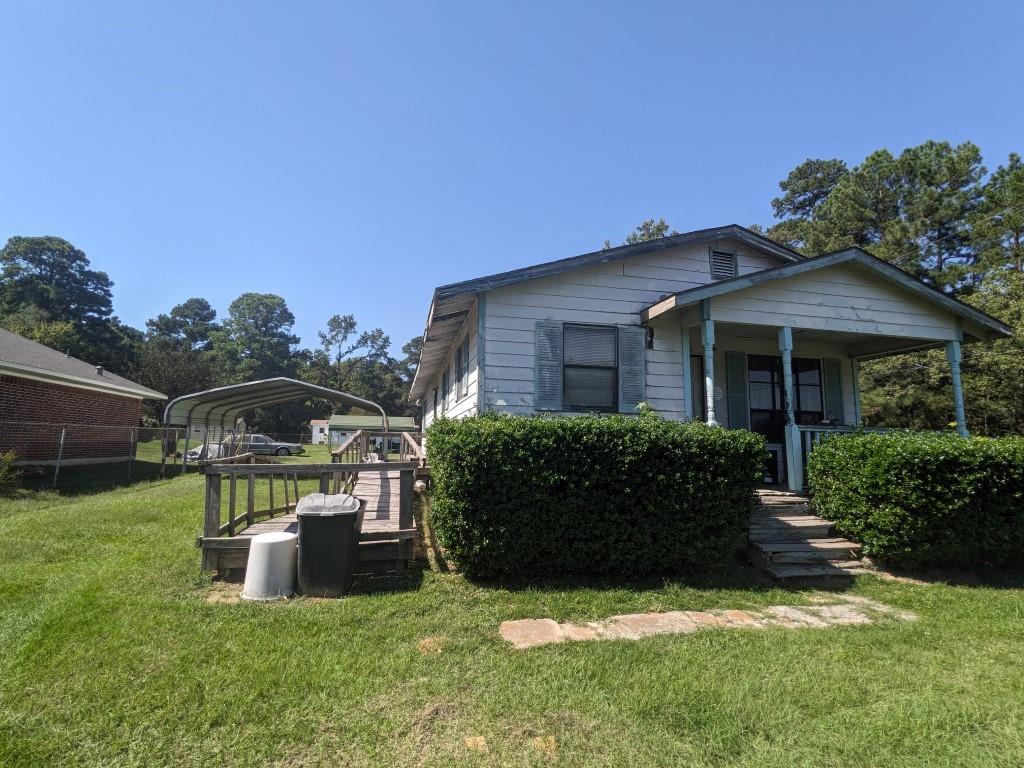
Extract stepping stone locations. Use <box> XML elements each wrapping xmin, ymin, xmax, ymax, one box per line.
<box><xmin>500</xmin><ymin>619</ymin><xmax>564</xmax><ymax>649</ymax></box>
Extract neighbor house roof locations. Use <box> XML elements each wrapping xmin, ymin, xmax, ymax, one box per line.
<box><xmin>0</xmin><ymin>327</ymin><xmax>165</xmax><ymax>400</ymax></box>
<box><xmin>640</xmin><ymin>246</ymin><xmax>1013</xmax><ymax>342</ymax></box>
<box><xmin>328</xmin><ymin>414</ymin><xmax>418</xmax><ymax>432</ymax></box>
<box><xmin>163</xmin><ymin>378</ymin><xmax>389</xmax><ymax>429</ymax></box>
<box><xmin>409</xmin><ymin>224</ymin><xmax>802</xmax><ymax>400</ymax></box>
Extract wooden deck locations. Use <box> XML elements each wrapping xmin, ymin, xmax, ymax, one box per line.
<box><xmin>236</xmin><ymin>470</ymin><xmax>406</xmax><ymax>540</ymax></box>
<box><xmin>198</xmin><ymin>463</ymin><xmax>419</xmax><ymax>575</ymax></box>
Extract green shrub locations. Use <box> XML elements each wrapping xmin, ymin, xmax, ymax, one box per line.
<box><xmin>807</xmin><ymin>432</ymin><xmax>1024</xmax><ymax>568</ymax></box>
<box><xmin>0</xmin><ymin>451</ymin><xmax>22</xmax><ymax>496</ymax></box>
<box><xmin>426</xmin><ymin>413</ymin><xmax>766</xmax><ymax>580</ymax></box>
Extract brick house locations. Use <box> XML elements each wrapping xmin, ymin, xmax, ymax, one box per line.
<box><xmin>0</xmin><ymin>328</ymin><xmax>165</xmax><ymax>464</ymax></box>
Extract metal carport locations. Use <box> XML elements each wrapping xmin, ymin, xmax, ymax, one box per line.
<box><xmin>163</xmin><ymin>377</ymin><xmax>389</xmax><ymax>465</ymax></box>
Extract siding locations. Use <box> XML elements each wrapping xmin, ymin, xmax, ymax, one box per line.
<box><xmin>480</xmin><ymin>239</ymin><xmax>784</xmax><ymax>418</ymax></box>
<box><xmin>709</xmin><ymin>262</ymin><xmax>960</xmax><ymax>340</ymax></box>
<box><xmin>422</xmin><ymin>304</ymin><xmax>480</xmax><ymax>428</ymax></box>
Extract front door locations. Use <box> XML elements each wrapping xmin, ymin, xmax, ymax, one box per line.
<box><xmin>746</xmin><ymin>355</ymin><xmax>825</xmax><ymax>484</ymax></box>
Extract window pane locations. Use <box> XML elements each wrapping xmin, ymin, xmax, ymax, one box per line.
<box><xmin>794</xmin><ymin>358</ymin><xmax>821</xmax><ymax>385</ymax></box>
<box><xmin>564</xmin><ymin>325</ymin><xmax>616</xmax><ymax>366</ymax></box>
<box><xmin>564</xmin><ymin>367</ymin><xmax>616</xmax><ymax>409</ymax></box>
<box><xmin>798</xmin><ymin>385</ymin><xmax>822</xmax><ymax>412</ymax></box>
<box><xmin>749</xmin><ymin>382</ymin><xmax>776</xmax><ymax>410</ymax></box>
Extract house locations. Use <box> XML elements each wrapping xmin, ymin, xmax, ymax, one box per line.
<box><xmin>328</xmin><ymin>414</ymin><xmax>418</xmax><ymax>453</ymax></box>
<box><xmin>310</xmin><ymin>418</ymin><xmax>330</xmax><ymax>444</ymax></box>
<box><xmin>409</xmin><ymin>224</ymin><xmax>1011</xmax><ymax>490</ymax></box>
<box><xmin>0</xmin><ymin>327</ymin><xmax>165</xmax><ymax>464</ymax></box>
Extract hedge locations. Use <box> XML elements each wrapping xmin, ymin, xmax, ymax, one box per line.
<box><xmin>426</xmin><ymin>413</ymin><xmax>766</xmax><ymax>580</ymax></box>
<box><xmin>807</xmin><ymin>432</ymin><xmax>1024</xmax><ymax>568</ymax></box>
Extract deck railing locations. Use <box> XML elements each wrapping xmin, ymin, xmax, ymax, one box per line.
<box><xmin>198</xmin><ymin>460</ymin><xmax>420</xmax><ymax>571</ymax></box>
<box><xmin>329</xmin><ymin>430</ymin><xmax>425</xmax><ymax>464</ymax></box>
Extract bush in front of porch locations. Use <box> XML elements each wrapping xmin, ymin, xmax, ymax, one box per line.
<box><xmin>807</xmin><ymin>432</ymin><xmax>1024</xmax><ymax>568</ymax></box>
<box><xmin>426</xmin><ymin>413</ymin><xmax>766</xmax><ymax>580</ymax></box>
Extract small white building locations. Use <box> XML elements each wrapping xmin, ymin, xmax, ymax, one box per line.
<box><xmin>309</xmin><ymin>419</ymin><xmax>330</xmax><ymax>445</ymax></box>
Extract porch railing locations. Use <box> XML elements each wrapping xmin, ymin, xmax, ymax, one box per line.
<box><xmin>329</xmin><ymin>430</ymin><xmax>425</xmax><ymax>464</ymax></box>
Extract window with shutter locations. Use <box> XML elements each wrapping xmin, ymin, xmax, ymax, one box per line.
<box><xmin>456</xmin><ymin>344</ymin><xmax>465</xmax><ymax>399</ymax></box>
<box><xmin>710</xmin><ymin>249</ymin><xmax>738</xmax><ymax>280</ymax></box>
<box><xmin>441</xmin><ymin>370</ymin><xmax>449</xmax><ymax>412</ymax></box>
<box><xmin>563</xmin><ymin>324</ymin><xmax>617</xmax><ymax>411</ymax></box>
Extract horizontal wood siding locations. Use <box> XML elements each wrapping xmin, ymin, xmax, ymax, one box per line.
<box><xmin>710</xmin><ymin>263</ymin><xmax>959</xmax><ymax>340</ymax></box>
<box><xmin>422</xmin><ymin>304</ymin><xmax>479</xmax><ymax>427</ymax></box>
<box><xmin>482</xmin><ymin>239</ymin><xmax>779</xmax><ymax>418</ymax></box>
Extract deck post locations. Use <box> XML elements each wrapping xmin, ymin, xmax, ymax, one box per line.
<box><xmin>778</xmin><ymin>327</ymin><xmax>803</xmax><ymax>491</ymax></box>
<box><xmin>681</xmin><ymin>324</ymin><xmax>693</xmax><ymax>420</ymax></box>
<box><xmin>700</xmin><ymin>300</ymin><xmax>717</xmax><ymax>426</ymax></box>
<box><xmin>850</xmin><ymin>357</ymin><xmax>863</xmax><ymax>426</ymax></box>
<box><xmin>946</xmin><ymin>338</ymin><xmax>969</xmax><ymax>437</ymax></box>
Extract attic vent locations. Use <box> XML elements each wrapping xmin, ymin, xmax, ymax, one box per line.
<box><xmin>710</xmin><ymin>250</ymin><xmax>738</xmax><ymax>280</ymax></box>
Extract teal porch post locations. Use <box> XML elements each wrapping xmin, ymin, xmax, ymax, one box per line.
<box><xmin>681</xmin><ymin>324</ymin><xmax>693</xmax><ymax>420</ymax></box>
<box><xmin>850</xmin><ymin>357</ymin><xmax>863</xmax><ymax>426</ymax></box>
<box><xmin>946</xmin><ymin>339</ymin><xmax>969</xmax><ymax>437</ymax></box>
<box><xmin>778</xmin><ymin>327</ymin><xmax>803</xmax><ymax>491</ymax></box>
<box><xmin>700</xmin><ymin>300</ymin><xmax>717</xmax><ymax>426</ymax></box>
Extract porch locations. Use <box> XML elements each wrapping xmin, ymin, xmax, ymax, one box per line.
<box><xmin>638</xmin><ymin>249</ymin><xmax>1013</xmax><ymax>490</ymax></box>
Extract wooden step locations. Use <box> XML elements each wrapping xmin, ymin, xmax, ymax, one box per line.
<box><xmin>749</xmin><ymin>524</ymin><xmax>833</xmax><ymax>541</ymax></box>
<box><xmin>765</xmin><ymin>561</ymin><xmax>871</xmax><ymax>580</ymax></box>
<box><xmin>751</xmin><ymin>539</ymin><xmax>862</xmax><ymax>565</ymax></box>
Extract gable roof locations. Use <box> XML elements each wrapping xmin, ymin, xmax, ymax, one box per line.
<box><xmin>641</xmin><ymin>247</ymin><xmax>1012</xmax><ymax>340</ymax></box>
<box><xmin>409</xmin><ymin>224</ymin><xmax>802</xmax><ymax>400</ymax></box>
<box><xmin>328</xmin><ymin>414</ymin><xmax>417</xmax><ymax>431</ymax></box>
<box><xmin>0</xmin><ymin>327</ymin><xmax>165</xmax><ymax>400</ymax></box>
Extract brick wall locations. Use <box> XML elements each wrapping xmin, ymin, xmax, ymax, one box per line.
<box><xmin>0</xmin><ymin>374</ymin><xmax>142</xmax><ymax>462</ymax></box>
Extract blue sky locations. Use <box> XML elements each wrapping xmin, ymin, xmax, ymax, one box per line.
<box><xmin>2</xmin><ymin>1</ymin><xmax>1022</xmax><ymax>353</ymax></box>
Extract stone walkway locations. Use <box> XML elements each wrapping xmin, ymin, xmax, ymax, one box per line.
<box><xmin>499</xmin><ymin>593</ymin><xmax>917</xmax><ymax>649</ymax></box>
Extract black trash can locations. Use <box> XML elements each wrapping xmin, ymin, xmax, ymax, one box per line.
<box><xmin>296</xmin><ymin>494</ymin><xmax>363</xmax><ymax>597</ymax></box>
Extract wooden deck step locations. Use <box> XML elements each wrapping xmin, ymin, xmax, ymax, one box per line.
<box><xmin>749</xmin><ymin>491</ymin><xmax>865</xmax><ymax>580</ymax></box>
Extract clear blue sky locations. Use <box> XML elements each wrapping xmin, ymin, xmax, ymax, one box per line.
<box><xmin>2</xmin><ymin>1</ymin><xmax>1021</xmax><ymax>353</ymax></box>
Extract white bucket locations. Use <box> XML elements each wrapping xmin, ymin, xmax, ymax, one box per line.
<box><xmin>241</xmin><ymin>531</ymin><xmax>297</xmax><ymax>601</ymax></box>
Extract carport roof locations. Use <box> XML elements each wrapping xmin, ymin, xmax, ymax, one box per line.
<box><xmin>162</xmin><ymin>378</ymin><xmax>389</xmax><ymax>429</ymax></box>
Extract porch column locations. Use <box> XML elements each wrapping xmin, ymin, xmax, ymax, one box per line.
<box><xmin>946</xmin><ymin>339</ymin><xmax>969</xmax><ymax>437</ymax></box>
<box><xmin>850</xmin><ymin>357</ymin><xmax>863</xmax><ymax>426</ymax></box>
<box><xmin>680</xmin><ymin>324</ymin><xmax>693</xmax><ymax>420</ymax></box>
<box><xmin>778</xmin><ymin>327</ymin><xmax>803</xmax><ymax>491</ymax></box>
<box><xmin>701</xmin><ymin>300</ymin><xmax>717</xmax><ymax>426</ymax></box>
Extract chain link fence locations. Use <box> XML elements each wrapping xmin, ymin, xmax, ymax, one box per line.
<box><xmin>0</xmin><ymin>421</ymin><xmax>339</xmax><ymax>491</ymax></box>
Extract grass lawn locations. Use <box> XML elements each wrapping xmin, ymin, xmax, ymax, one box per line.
<box><xmin>1</xmin><ymin>473</ymin><xmax>1023</xmax><ymax>767</ymax></box>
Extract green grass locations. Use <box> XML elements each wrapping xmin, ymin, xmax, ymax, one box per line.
<box><xmin>1</xmin><ymin>475</ymin><xmax>1023</xmax><ymax>766</ymax></box>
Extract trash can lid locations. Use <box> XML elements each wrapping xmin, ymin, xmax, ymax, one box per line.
<box><xmin>295</xmin><ymin>492</ymin><xmax>361</xmax><ymax>517</ymax></box>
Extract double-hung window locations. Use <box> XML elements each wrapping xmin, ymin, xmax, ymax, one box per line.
<box><xmin>455</xmin><ymin>335</ymin><xmax>469</xmax><ymax>399</ymax></box>
<box><xmin>563</xmin><ymin>324</ymin><xmax>617</xmax><ymax>411</ymax></box>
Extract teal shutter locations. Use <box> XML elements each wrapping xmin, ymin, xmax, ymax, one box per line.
<box><xmin>725</xmin><ymin>351</ymin><xmax>749</xmax><ymax>429</ymax></box>
<box><xmin>823</xmin><ymin>358</ymin><xmax>845</xmax><ymax>424</ymax></box>
<box><xmin>535</xmin><ymin>320</ymin><xmax>563</xmax><ymax>411</ymax></box>
<box><xmin>617</xmin><ymin>326</ymin><xmax>646</xmax><ymax>413</ymax></box>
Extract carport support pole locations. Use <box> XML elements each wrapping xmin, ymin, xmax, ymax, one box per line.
<box><xmin>181</xmin><ymin>419</ymin><xmax>192</xmax><ymax>471</ymax></box>
<box><xmin>779</xmin><ymin>327</ymin><xmax>803</xmax><ymax>492</ymax></box>
<box><xmin>53</xmin><ymin>425</ymin><xmax>67</xmax><ymax>488</ymax></box>
<box><xmin>946</xmin><ymin>339</ymin><xmax>969</xmax><ymax>438</ymax></box>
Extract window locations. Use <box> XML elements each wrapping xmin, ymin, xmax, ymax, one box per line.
<box><xmin>746</xmin><ymin>355</ymin><xmax>825</xmax><ymax>442</ymax></box>
<box><xmin>710</xmin><ymin>249</ymin><xmax>738</xmax><ymax>280</ymax></box>
<box><xmin>432</xmin><ymin>387</ymin><xmax>438</xmax><ymax>417</ymax></box>
<box><xmin>441</xmin><ymin>370</ymin><xmax>449</xmax><ymax>412</ymax></box>
<box><xmin>563</xmin><ymin>324</ymin><xmax>617</xmax><ymax>411</ymax></box>
<box><xmin>792</xmin><ymin>358</ymin><xmax>824</xmax><ymax>424</ymax></box>
<box><xmin>690</xmin><ymin>355</ymin><xmax>707</xmax><ymax>421</ymax></box>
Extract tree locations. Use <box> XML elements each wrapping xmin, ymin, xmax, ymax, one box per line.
<box><xmin>146</xmin><ymin>298</ymin><xmax>219</xmax><ymax>350</ymax></box>
<box><xmin>767</xmin><ymin>141</ymin><xmax>986</xmax><ymax>293</ymax></box>
<box><xmin>603</xmin><ymin>218</ymin><xmax>677</xmax><ymax>249</ymax></box>
<box><xmin>209</xmin><ymin>293</ymin><xmax>299</xmax><ymax>383</ymax></box>
<box><xmin>0</xmin><ymin>236</ymin><xmax>113</xmax><ymax>324</ymax></box>
<box><xmin>972</xmin><ymin>153</ymin><xmax>1024</xmax><ymax>274</ymax></box>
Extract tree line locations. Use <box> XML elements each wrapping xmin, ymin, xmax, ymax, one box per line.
<box><xmin>0</xmin><ymin>236</ymin><xmax>422</xmax><ymax>433</ymax></box>
<box><xmin>612</xmin><ymin>140</ymin><xmax>1024</xmax><ymax>435</ymax></box>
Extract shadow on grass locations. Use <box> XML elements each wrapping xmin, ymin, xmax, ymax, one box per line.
<box><xmin>17</xmin><ymin>460</ymin><xmax>187</xmax><ymax>496</ymax></box>
<box><xmin>866</xmin><ymin>560</ymin><xmax>1024</xmax><ymax>589</ymax></box>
